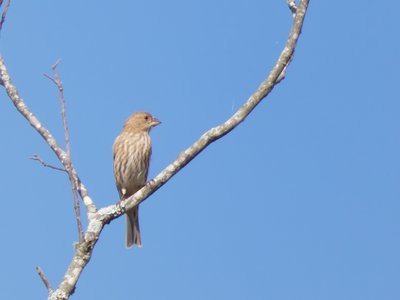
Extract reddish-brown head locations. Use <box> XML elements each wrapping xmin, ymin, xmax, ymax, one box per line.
<box><xmin>123</xmin><ymin>112</ymin><xmax>161</xmax><ymax>134</ymax></box>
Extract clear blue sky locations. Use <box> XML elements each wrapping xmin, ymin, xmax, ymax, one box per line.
<box><xmin>1</xmin><ymin>1</ymin><xmax>399</xmax><ymax>300</ymax></box>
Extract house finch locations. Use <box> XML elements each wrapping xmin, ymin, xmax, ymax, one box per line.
<box><xmin>113</xmin><ymin>112</ymin><xmax>161</xmax><ymax>248</ymax></box>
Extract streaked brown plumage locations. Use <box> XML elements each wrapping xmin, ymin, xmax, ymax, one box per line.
<box><xmin>113</xmin><ymin>112</ymin><xmax>160</xmax><ymax>248</ymax></box>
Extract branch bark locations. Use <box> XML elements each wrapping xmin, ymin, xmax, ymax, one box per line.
<box><xmin>0</xmin><ymin>1</ymin><xmax>310</xmax><ymax>299</ymax></box>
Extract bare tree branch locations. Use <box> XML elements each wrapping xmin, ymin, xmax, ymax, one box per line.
<box><xmin>0</xmin><ymin>0</ymin><xmax>310</xmax><ymax>299</ymax></box>
<box><xmin>31</xmin><ymin>154</ymin><xmax>66</xmax><ymax>172</ymax></box>
<box><xmin>0</xmin><ymin>59</ymin><xmax>97</xmax><ymax>216</ymax></box>
<box><xmin>0</xmin><ymin>0</ymin><xmax>10</xmax><ymax>33</ymax></box>
<box><xmin>45</xmin><ymin>60</ymin><xmax>84</xmax><ymax>243</ymax></box>
<box><xmin>36</xmin><ymin>266</ymin><xmax>53</xmax><ymax>294</ymax></box>
<box><xmin>118</xmin><ymin>0</ymin><xmax>310</xmax><ymax>216</ymax></box>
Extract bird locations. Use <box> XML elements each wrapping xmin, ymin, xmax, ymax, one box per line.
<box><xmin>113</xmin><ymin>111</ymin><xmax>161</xmax><ymax>248</ymax></box>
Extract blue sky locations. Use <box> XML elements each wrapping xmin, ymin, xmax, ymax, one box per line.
<box><xmin>1</xmin><ymin>1</ymin><xmax>399</xmax><ymax>300</ymax></box>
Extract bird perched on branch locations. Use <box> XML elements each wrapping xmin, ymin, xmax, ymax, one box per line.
<box><xmin>113</xmin><ymin>112</ymin><xmax>161</xmax><ymax>248</ymax></box>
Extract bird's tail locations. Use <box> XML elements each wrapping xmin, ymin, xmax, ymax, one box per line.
<box><xmin>126</xmin><ymin>206</ymin><xmax>142</xmax><ymax>248</ymax></box>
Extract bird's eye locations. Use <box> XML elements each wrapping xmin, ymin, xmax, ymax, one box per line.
<box><xmin>144</xmin><ymin>116</ymin><xmax>149</xmax><ymax>120</ymax></box>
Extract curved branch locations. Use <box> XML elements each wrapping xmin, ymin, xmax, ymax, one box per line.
<box><xmin>114</xmin><ymin>0</ymin><xmax>310</xmax><ymax>218</ymax></box>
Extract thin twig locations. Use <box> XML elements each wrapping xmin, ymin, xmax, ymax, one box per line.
<box><xmin>287</xmin><ymin>0</ymin><xmax>297</xmax><ymax>16</ymax></box>
<box><xmin>0</xmin><ymin>0</ymin><xmax>10</xmax><ymax>33</ymax></box>
<box><xmin>46</xmin><ymin>61</ymin><xmax>84</xmax><ymax>243</ymax></box>
<box><xmin>43</xmin><ymin>73</ymin><xmax>55</xmax><ymax>83</ymax></box>
<box><xmin>31</xmin><ymin>154</ymin><xmax>66</xmax><ymax>172</ymax></box>
<box><xmin>36</xmin><ymin>266</ymin><xmax>53</xmax><ymax>294</ymax></box>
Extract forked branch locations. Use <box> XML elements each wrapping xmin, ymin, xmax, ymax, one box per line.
<box><xmin>0</xmin><ymin>58</ymin><xmax>96</xmax><ymax>216</ymax></box>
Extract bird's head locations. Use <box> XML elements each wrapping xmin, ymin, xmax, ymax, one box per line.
<box><xmin>123</xmin><ymin>112</ymin><xmax>161</xmax><ymax>134</ymax></box>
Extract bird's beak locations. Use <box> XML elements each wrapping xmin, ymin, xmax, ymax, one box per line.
<box><xmin>150</xmin><ymin>117</ymin><xmax>161</xmax><ymax>127</ymax></box>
